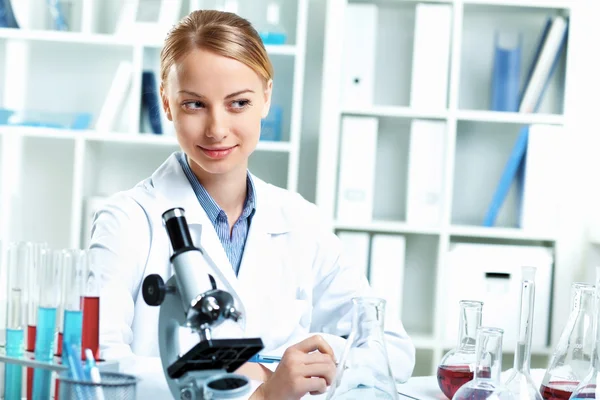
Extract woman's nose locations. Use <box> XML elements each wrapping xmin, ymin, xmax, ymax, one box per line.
<box><xmin>206</xmin><ymin>111</ymin><xmax>228</xmax><ymax>140</ymax></box>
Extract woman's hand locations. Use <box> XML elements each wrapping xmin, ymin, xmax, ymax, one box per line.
<box><xmin>235</xmin><ymin>362</ymin><xmax>273</xmax><ymax>382</ymax></box>
<box><xmin>255</xmin><ymin>335</ymin><xmax>337</xmax><ymax>400</ymax></box>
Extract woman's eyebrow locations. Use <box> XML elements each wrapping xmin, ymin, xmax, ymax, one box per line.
<box><xmin>177</xmin><ymin>89</ymin><xmax>255</xmax><ymax>99</ymax></box>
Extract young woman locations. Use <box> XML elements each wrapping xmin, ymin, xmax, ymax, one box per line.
<box><xmin>89</xmin><ymin>9</ymin><xmax>415</xmax><ymax>399</ymax></box>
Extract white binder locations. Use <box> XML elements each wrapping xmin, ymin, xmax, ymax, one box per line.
<box><xmin>336</xmin><ymin>116</ymin><xmax>378</xmax><ymax>223</ymax></box>
<box><xmin>409</xmin><ymin>4</ymin><xmax>452</xmax><ymax>110</ymax></box>
<box><xmin>341</xmin><ymin>3</ymin><xmax>377</xmax><ymax>107</ymax></box>
<box><xmin>337</xmin><ymin>231</ymin><xmax>371</xmax><ymax>280</ymax></box>
<box><xmin>369</xmin><ymin>234</ymin><xmax>406</xmax><ymax>323</ymax></box>
<box><xmin>406</xmin><ymin>119</ymin><xmax>446</xmax><ymax>226</ymax></box>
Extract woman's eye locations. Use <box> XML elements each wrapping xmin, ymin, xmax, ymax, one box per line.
<box><xmin>231</xmin><ymin>100</ymin><xmax>250</xmax><ymax>110</ymax></box>
<box><xmin>184</xmin><ymin>101</ymin><xmax>204</xmax><ymax>110</ymax></box>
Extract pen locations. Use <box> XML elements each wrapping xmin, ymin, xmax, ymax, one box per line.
<box><xmin>85</xmin><ymin>348</ymin><xmax>106</xmax><ymax>400</ymax></box>
<box><xmin>248</xmin><ymin>354</ymin><xmax>282</xmax><ymax>364</ymax></box>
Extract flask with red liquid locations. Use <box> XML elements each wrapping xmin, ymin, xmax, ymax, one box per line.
<box><xmin>539</xmin><ymin>283</ymin><xmax>595</xmax><ymax>400</ymax></box>
<box><xmin>569</xmin><ymin>267</ymin><xmax>600</xmax><ymax>400</ymax></box>
<box><xmin>452</xmin><ymin>327</ymin><xmax>516</xmax><ymax>400</ymax></box>
<box><xmin>437</xmin><ymin>300</ymin><xmax>484</xmax><ymax>399</ymax></box>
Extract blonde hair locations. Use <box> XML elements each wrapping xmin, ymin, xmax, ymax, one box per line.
<box><xmin>160</xmin><ymin>10</ymin><xmax>274</xmax><ymax>87</ymax></box>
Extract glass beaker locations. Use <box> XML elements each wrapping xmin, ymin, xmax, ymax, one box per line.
<box><xmin>438</xmin><ymin>300</ymin><xmax>484</xmax><ymax>399</ymax></box>
<box><xmin>504</xmin><ymin>266</ymin><xmax>543</xmax><ymax>400</ymax></box>
<box><xmin>326</xmin><ymin>297</ymin><xmax>399</xmax><ymax>400</ymax></box>
<box><xmin>452</xmin><ymin>327</ymin><xmax>516</xmax><ymax>400</ymax></box>
<box><xmin>540</xmin><ymin>283</ymin><xmax>595</xmax><ymax>399</ymax></box>
<box><xmin>569</xmin><ymin>267</ymin><xmax>600</xmax><ymax>399</ymax></box>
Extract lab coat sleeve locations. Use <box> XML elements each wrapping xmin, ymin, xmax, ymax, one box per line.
<box><xmin>88</xmin><ymin>193</ymin><xmax>170</xmax><ymax>398</ymax></box>
<box><xmin>308</xmin><ymin>214</ymin><xmax>416</xmax><ymax>383</ymax></box>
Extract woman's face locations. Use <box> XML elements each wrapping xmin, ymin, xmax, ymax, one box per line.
<box><xmin>162</xmin><ymin>47</ymin><xmax>272</xmax><ymax>178</ymax></box>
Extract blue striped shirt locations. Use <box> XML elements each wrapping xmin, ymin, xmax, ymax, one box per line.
<box><xmin>176</xmin><ymin>152</ymin><xmax>256</xmax><ymax>275</ymax></box>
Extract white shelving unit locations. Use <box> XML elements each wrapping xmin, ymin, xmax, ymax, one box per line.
<box><xmin>316</xmin><ymin>0</ymin><xmax>592</xmax><ymax>376</ymax></box>
<box><xmin>0</xmin><ymin>0</ymin><xmax>309</xmax><ymax>337</ymax></box>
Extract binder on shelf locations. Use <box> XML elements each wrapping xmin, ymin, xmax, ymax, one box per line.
<box><xmin>406</xmin><ymin>119</ymin><xmax>446</xmax><ymax>227</ymax></box>
<box><xmin>519</xmin><ymin>16</ymin><xmax>569</xmax><ymax>113</ymax></box>
<box><xmin>141</xmin><ymin>71</ymin><xmax>163</xmax><ymax>135</ymax></box>
<box><xmin>491</xmin><ymin>31</ymin><xmax>522</xmax><ymax>112</ymax></box>
<box><xmin>337</xmin><ymin>231</ymin><xmax>370</xmax><ymax>281</ymax></box>
<box><xmin>409</xmin><ymin>3</ymin><xmax>452</xmax><ymax>111</ymax></box>
<box><xmin>520</xmin><ymin>124</ymin><xmax>562</xmax><ymax>232</ymax></box>
<box><xmin>341</xmin><ymin>3</ymin><xmax>377</xmax><ymax>107</ymax></box>
<box><xmin>482</xmin><ymin>125</ymin><xmax>529</xmax><ymax>227</ymax></box>
<box><xmin>95</xmin><ymin>61</ymin><xmax>133</xmax><ymax>132</ymax></box>
<box><xmin>0</xmin><ymin>0</ymin><xmax>20</xmax><ymax>28</ymax></box>
<box><xmin>336</xmin><ymin>116</ymin><xmax>378</xmax><ymax>223</ymax></box>
<box><xmin>369</xmin><ymin>234</ymin><xmax>406</xmax><ymax>323</ymax></box>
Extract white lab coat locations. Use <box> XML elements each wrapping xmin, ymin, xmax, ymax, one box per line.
<box><xmin>89</xmin><ymin>151</ymin><xmax>415</xmax><ymax>399</ymax></box>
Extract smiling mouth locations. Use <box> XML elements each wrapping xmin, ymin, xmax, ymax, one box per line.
<box><xmin>199</xmin><ymin>145</ymin><xmax>237</xmax><ymax>159</ymax></box>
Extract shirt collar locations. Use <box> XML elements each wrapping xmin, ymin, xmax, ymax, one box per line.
<box><xmin>177</xmin><ymin>152</ymin><xmax>257</xmax><ymax>224</ymax></box>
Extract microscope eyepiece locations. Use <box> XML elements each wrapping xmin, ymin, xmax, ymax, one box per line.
<box><xmin>162</xmin><ymin>208</ymin><xmax>195</xmax><ymax>253</ymax></box>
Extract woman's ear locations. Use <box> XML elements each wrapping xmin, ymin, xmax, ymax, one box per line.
<box><xmin>261</xmin><ymin>79</ymin><xmax>273</xmax><ymax>119</ymax></box>
<box><xmin>160</xmin><ymin>83</ymin><xmax>173</xmax><ymax>121</ymax></box>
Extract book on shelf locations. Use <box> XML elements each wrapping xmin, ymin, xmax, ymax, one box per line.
<box><xmin>95</xmin><ymin>61</ymin><xmax>133</xmax><ymax>132</ymax></box>
<box><xmin>141</xmin><ymin>71</ymin><xmax>163</xmax><ymax>135</ymax></box>
<box><xmin>482</xmin><ymin>15</ymin><xmax>568</xmax><ymax>228</ymax></box>
<box><xmin>491</xmin><ymin>31</ymin><xmax>522</xmax><ymax>112</ymax></box>
<box><xmin>0</xmin><ymin>0</ymin><xmax>20</xmax><ymax>28</ymax></box>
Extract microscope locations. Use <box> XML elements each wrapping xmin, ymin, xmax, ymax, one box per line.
<box><xmin>142</xmin><ymin>208</ymin><xmax>264</xmax><ymax>399</ymax></box>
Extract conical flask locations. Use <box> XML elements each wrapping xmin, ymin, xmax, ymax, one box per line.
<box><xmin>452</xmin><ymin>327</ymin><xmax>516</xmax><ymax>400</ymax></box>
<box><xmin>437</xmin><ymin>300</ymin><xmax>484</xmax><ymax>399</ymax></box>
<box><xmin>504</xmin><ymin>266</ymin><xmax>543</xmax><ymax>400</ymax></box>
<box><xmin>569</xmin><ymin>267</ymin><xmax>600</xmax><ymax>399</ymax></box>
<box><xmin>326</xmin><ymin>297</ymin><xmax>399</xmax><ymax>400</ymax></box>
<box><xmin>540</xmin><ymin>283</ymin><xmax>595</xmax><ymax>399</ymax></box>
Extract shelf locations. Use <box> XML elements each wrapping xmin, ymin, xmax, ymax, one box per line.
<box><xmin>462</xmin><ymin>0</ymin><xmax>572</xmax><ymax>9</ymax></box>
<box><xmin>342</xmin><ymin>106</ymin><xmax>448</xmax><ymax>120</ymax></box>
<box><xmin>0</xmin><ymin>27</ymin><xmax>130</xmax><ymax>46</ymax></box>
<box><xmin>0</xmin><ymin>126</ymin><xmax>293</xmax><ymax>152</ymax></box>
<box><xmin>334</xmin><ymin>220</ymin><xmax>441</xmax><ymax>235</ymax></box>
<box><xmin>456</xmin><ymin>110</ymin><xmax>565</xmax><ymax>125</ymax></box>
<box><xmin>449</xmin><ymin>225</ymin><xmax>556</xmax><ymax>241</ymax></box>
<box><xmin>0</xmin><ymin>28</ymin><xmax>298</xmax><ymax>56</ymax></box>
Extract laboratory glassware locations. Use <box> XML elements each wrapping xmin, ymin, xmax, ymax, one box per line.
<box><xmin>25</xmin><ymin>242</ymin><xmax>47</xmax><ymax>400</ymax></box>
<box><xmin>452</xmin><ymin>327</ymin><xmax>516</xmax><ymax>400</ymax></box>
<box><xmin>81</xmin><ymin>249</ymin><xmax>101</xmax><ymax>360</ymax></box>
<box><xmin>438</xmin><ymin>300</ymin><xmax>484</xmax><ymax>399</ymax></box>
<box><xmin>326</xmin><ymin>297</ymin><xmax>399</xmax><ymax>400</ymax></box>
<box><xmin>258</xmin><ymin>1</ymin><xmax>287</xmax><ymax>45</ymax></box>
<box><xmin>4</xmin><ymin>242</ymin><xmax>30</xmax><ymax>400</ymax></box>
<box><xmin>569</xmin><ymin>267</ymin><xmax>600</xmax><ymax>399</ymax></box>
<box><xmin>32</xmin><ymin>248</ymin><xmax>63</xmax><ymax>400</ymax></box>
<box><xmin>504</xmin><ymin>267</ymin><xmax>544</xmax><ymax>400</ymax></box>
<box><xmin>539</xmin><ymin>283</ymin><xmax>595</xmax><ymax>400</ymax></box>
<box><xmin>55</xmin><ymin>250</ymin><xmax>72</xmax><ymax>357</ymax></box>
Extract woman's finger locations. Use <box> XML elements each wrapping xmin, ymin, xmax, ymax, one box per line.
<box><xmin>293</xmin><ymin>335</ymin><xmax>335</xmax><ymax>358</ymax></box>
<box><xmin>300</xmin><ymin>362</ymin><xmax>337</xmax><ymax>386</ymax></box>
<box><xmin>302</xmin><ymin>377</ymin><xmax>328</xmax><ymax>395</ymax></box>
<box><xmin>302</xmin><ymin>351</ymin><xmax>336</xmax><ymax>366</ymax></box>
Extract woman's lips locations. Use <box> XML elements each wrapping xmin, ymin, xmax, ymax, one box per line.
<box><xmin>199</xmin><ymin>145</ymin><xmax>236</xmax><ymax>159</ymax></box>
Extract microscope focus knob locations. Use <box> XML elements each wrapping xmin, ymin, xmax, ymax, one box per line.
<box><xmin>143</xmin><ymin>274</ymin><xmax>168</xmax><ymax>306</ymax></box>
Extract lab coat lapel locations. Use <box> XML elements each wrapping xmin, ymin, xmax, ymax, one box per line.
<box><xmin>236</xmin><ymin>177</ymin><xmax>290</xmax><ymax>336</ymax></box>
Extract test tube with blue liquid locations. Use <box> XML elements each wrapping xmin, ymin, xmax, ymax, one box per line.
<box><xmin>25</xmin><ymin>242</ymin><xmax>46</xmax><ymax>400</ymax></box>
<box><xmin>32</xmin><ymin>248</ymin><xmax>62</xmax><ymax>400</ymax></box>
<box><xmin>3</xmin><ymin>242</ymin><xmax>29</xmax><ymax>400</ymax></box>
<box><xmin>62</xmin><ymin>250</ymin><xmax>85</xmax><ymax>365</ymax></box>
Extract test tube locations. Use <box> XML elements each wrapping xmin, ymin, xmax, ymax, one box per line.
<box><xmin>80</xmin><ymin>249</ymin><xmax>101</xmax><ymax>361</ymax></box>
<box><xmin>25</xmin><ymin>242</ymin><xmax>46</xmax><ymax>400</ymax></box>
<box><xmin>55</xmin><ymin>250</ymin><xmax>72</xmax><ymax>358</ymax></box>
<box><xmin>32</xmin><ymin>248</ymin><xmax>62</xmax><ymax>400</ymax></box>
<box><xmin>3</xmin><ymin>242</ymin><xmax>29</xmax><ymax>400</ymax></box>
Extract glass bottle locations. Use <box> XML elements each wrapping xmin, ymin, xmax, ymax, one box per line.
<box><xmin>437</xmin><ymin>300</ymin><xmax>484</xmax><ymax>399</ymax></box>
<box><xmin>452</xmin><ymin>327</ymin><xmax>516</xmax><ymax>400</ymax></box>
<box><xmin>569</xmin><ymin>266</ymin><xmax>600</xmax><ymax>399</ymax></box>
<box><xmin>540</xmin><ymin>283</ymin><xmax>595</xmax><ymax>399</ymax></box>
<box><xmin>258</xmin><ymin>1</ymin><xmax>287</xmax><ymax>45</ymax></box>
<box><xmin>326</xmin><ymin>297</ymin><xmax>399</xmax><ymax>400</ymax></box>
<box><xmin>504</xmin><ymin>266</ymin><xmax>543</xmax><ymax>400</ymax></box>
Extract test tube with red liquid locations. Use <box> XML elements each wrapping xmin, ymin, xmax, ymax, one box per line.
<box><xmin>80</xmin><ymin>249</ymin><xmax>100</xmax><ymax>361</ymax></box>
